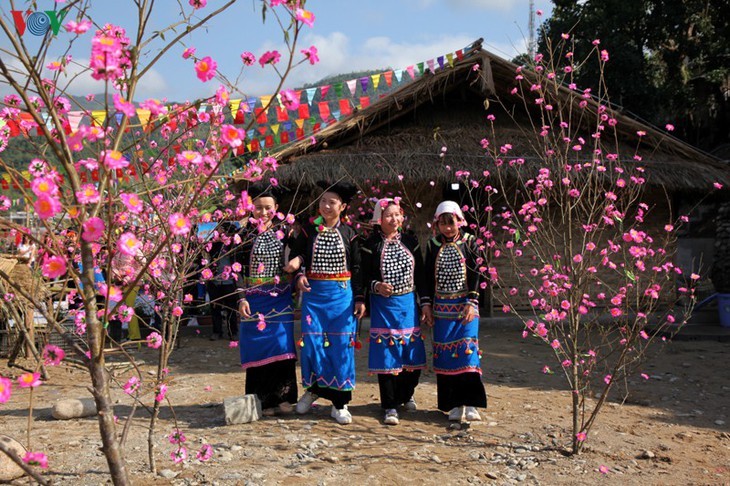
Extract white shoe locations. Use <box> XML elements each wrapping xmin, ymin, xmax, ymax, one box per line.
<box><xmin>403</xmin><ymin>397</ymin><xmax>417</xmax><ymax>412</ymax></box>
<box><xmin>295</xmin><ymin>391</ymin><xmax>318</xmax><ymax>415</ymax></box>
<box><xmin>465</xmin><ymin>406</ymin><xmax>481</xmax><ymax>421</ymax></box>
<box><xmin>330</xmin><ymin>405</ymin><xmax>352</xmax><ymax>425</ymax></box>
<box><xmin>384</xmin><ymin>409</ymin><xmax>399</xmax><ymax>425</ymax></box>
<box><xmin>448</xmin><ymin>406</ymin><xmax>464</xmax><ymax>421</ymax></box>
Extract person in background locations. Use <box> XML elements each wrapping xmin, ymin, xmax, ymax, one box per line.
<box><xmin>289</xmin><ymin>180</ymin><xmax>366</xmax><ymax>425</ymax></box>
<box><xmin>422</xmin><ymin>201</ymin><xmax>487</xmax><ymax>422</ymax></box>
<box><xmin>362</xmin><ymin>198</ymin><xmax>427</xmax><ymax>426</ymax></box>
<box><xmin>206</xmin><ymin>220</ymin><xmax>240</xmax><ymax>340</ymax></box>
<box><xmin>235</xmin><ymin>183</ymin><xmax>300</xmax><ymax>416</ymax></box>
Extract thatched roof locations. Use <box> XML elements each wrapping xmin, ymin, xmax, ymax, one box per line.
<box><xmin>261</xmin><ymin>39</ymin><xmax>729</xmax><ymax>192</ymax></box>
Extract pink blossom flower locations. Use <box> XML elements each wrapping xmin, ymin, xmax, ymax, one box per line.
<box><xmin>576</xmin><ymin>432</ymin><xmax>586</xmax><ymax>442</ymax></box>
<box><xmin>155</xmin><ymin>384</ymin><xmax>168</xmax><ymax>402</ymax></box>
<box><xmin>123</xmin><ymin>376</ymin><xmax>140</xmax><ymax>394</ymax></box>
<box><xmin>147</xmin><ymin>332</ymin><xmax>163</xmax><ymax>349</ymax></box>
<box><xmin>220</xmin><ymin>124</ymin><xmax>244</xmax><ymax>148</ymax></box>
<box><xmin>42</xmin><ymin>255</ymin><xmax>67</xmax><ymax>279</ymax></box>
<box><xmin>240</xmin><ymin>51</ymin><xmax>256</xmax><ymax>65</ymax></box>
<box><xmin>168</xmin><ymin>429</ymin><xmax>187</xmax><ymax>444</ymax></box>
<box><xmin>713</xmin><ymin>182</ymin><xmax>724</xmax><ymax>190</ymax></box>
<box><xmin>201</xmin><ymin>268</ymin><xmax>213</xmax><ymax>280</ymax></box>
<box><xmin>31</xmin><ymin>176</ymin><xmax>59</xmax><ymax>197</ymax></box>
<box><xmin>194</xmin><ymin>56</ymin><xmax>217</xmax><ymax>82</ymax></box>
<box><xmin>42</xmin><ymin>344</ymin><xmax>66</xmax><ymax>366</ymax></box>
<box><xmin>18</xmin><ymin>372</ymin><xmax>42</xmax><ymax>388</ymax></box>
<box><xmin>295</xmin><ymin>8</ymin><xmax>315</xmax><ymax>27</ymax></box>
<box><xmin>189</xmin><ymin>0</ymin><xmax>207</xmax><ymax>9</ymax></box>
<box><xmin>280</xmin><ymin>89</ymin><xmax>300</xmax><ymax>111</ymax></box>
<box><xmin>598</xmin><ymin>465</ymin><xmax>609</xmax><ymax>474</ymax></box>
<box><xmin>639</xmin><ymin>330</ymin><xmax>649</xmax><ymax>340</ymax></box>
<box><xmin>120</xmin><ymin>193</ymin><xmax>144</xmax><ymax>213</ymax></box>
<box><xmin>641</xmin><ymin>373</ymin><xmax>650</xmax><ymax>380</ymax></box>
<box><xmin>550</xmin><ymin>339</ymin><xmax>561</xmax><ymax>349</ymax></box>
<box><xmin>76</xmin><ymin>184</ymin><xmax>100</xmax><ymax>204</ymax></box>
<box><xmin>0</xmin><ymin>376</ymin><xmax>12</xmax><ymax>403</ymax></box>
<box><xmin>65</xmin><ymin>19</ymin><xmax>92</xmax><ymax>34</ymax></box>
<box><xmin>117</xmin><ymin>232</ymin><xmax>141</xmax><ymax>256</ymax></box>
<box><xmin>82</xmin><ymin>217</ymin><xmax>105</xmax><ymax>242</ymax></box>
<box><xmin>196</xmin><ymin>444</ymin><xmax>213</xmax><ymax>461</ymax></box>
<box><xmin>171</xmin><ymin>446</ymin><xmax>188</xmax><ymax>464</ymax></box>
<box><xmin>34</xmin><ymin>195</ymin><xmax>62</xmax><ymax>220</ymax></box>
<box><xmin>665</xmin><ymin>123</ymin><xmax>675</xmax><ymax>131</ymax></box>
<box><xmin>113</xmin><ymin>93</ymin><xmax>136</xmax><ymax>118</ymax></box>
<box><xmin>603</xmin><ymin>374</ymin><xmax>612</xmax><ymax>385</ymax></box>
<box><xmin>228</xmin><ymin>340</ymin><xmax>239</xmax><ymax>348</ymax></box>
<box><xmin>101</xmin><ymin>150</ymin><xmax>129</xmax><ymax>169</ymax></box>
<box><xmin>542</xmin><ymin>365</ymin><xmax>551</xmax><ymax>374</ymax></box>
<box><xmin>22</xmin><ymin>451</ymin><xmax>48</xmax><ymax>469</ymax></box>
<box><xmin>169</xmin><ymin>213</ymin><xmax>191</xmax><ymax>235</ymax></box>
<box><xmin>600</xmin><ymin>50</ymin><xmax>609</xmax><ymax>62</ymax></box>
<box><xmin>300</xmin><ymin>45</ymin><xmax>319</xmax><ymax>65</ymax></box>
<box><xmin>258</xmin><ymin>50</ymin><xmax>281</xmax><ymax>67</ymax></box>
<box><xmin>182</xmin><ymin>46</ymin><xmax>196</xmax><ymax>59</ymax></box>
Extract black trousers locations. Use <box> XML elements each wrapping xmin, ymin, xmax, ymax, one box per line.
<box><xmin>246</xmin><ymin>359</ymin><xmax>298</xmax><ymax>409</ymax></box>
<box><xmin>206</xmin><ymin>283</ymin><xmax>239</xmax><ymax>337</ymax></box>
<box><xmin>436</xmin><ymin>372</ymin><xmax>488</xmax><ymax>412</ymax></box>
<box><xmin>306</xmin><ymin>383</ymin><xmax>352</xmax><ymax>410</ymax></box>
<box><xmin>377</xmin><ymin>370</ymin><xmax>421</xmax><ymax>409</ymax></box>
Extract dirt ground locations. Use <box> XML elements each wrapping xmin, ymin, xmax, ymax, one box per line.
<box><xmin>1</xmin><ymin>320</ymin><xmax>729</xmax><ymax>485</ymax></box>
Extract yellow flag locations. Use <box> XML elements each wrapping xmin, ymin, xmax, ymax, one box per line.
<box><xmin>371</xmin><ymin>73</ymin><xmax>381</xmax><ymax>90</ymax></box>
<box><xmin>259</xmin><ymin>95</ymin><xmax>273</xmax><ymax>108</ymax></box>
<box><xmin>136</xmin><ymin>109</ymin><xmax>151</xmax><ymax>126</ymax></box>
<box><xmin>230</xmin><ymin>99</ymin><xmax>241</xmax><ymax>119</ymax></box>
<box><xmin>91</xmin><ymin>110</ymin><xmax>107</xmax><ymax>126</ymax></box>
<box><xmin>271</xmin><ymin>124</ymin><xmax>280</xmax><ymax>135</ymax></box>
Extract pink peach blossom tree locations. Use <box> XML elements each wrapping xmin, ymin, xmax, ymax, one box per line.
<box><xmin>0</xmin><ymin>1</ymin><xmax>315</xmax><ymax>483</ymax></box>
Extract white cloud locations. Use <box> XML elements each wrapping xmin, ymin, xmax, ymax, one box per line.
<box><xmin>446</xmin><ymin>0</ymin><xmax>521</xmax><ymax>11</ymax></box>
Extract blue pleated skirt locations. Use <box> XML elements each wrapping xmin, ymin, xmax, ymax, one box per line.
<box><xmin>300</xmin><ymin>279</ymin><xmax>357</xmax><ymax>391</ymax></box>
<box><xmin>239</xmin><ymin>283</ymin><xmax>296</xmax><ymax>369</ymax></box>
<box><xmin>368</xmin><ymin>292</ymin><xmax>426</xmax><ymax>374</ymax></box>
<box><xmin>432</xmin><ymin>294</ymin><xmax>482</xmax><ymax>375</ymax></box>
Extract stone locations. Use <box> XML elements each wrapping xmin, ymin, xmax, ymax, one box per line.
<box><xmin>715</xmin><ymin>420</ymin><xmax>726</xmax><ymax>426</ymax></box>
<box><xmin>0</xmin><ymin>436</ymin><xmax>26</xmax><ymax>481</ymax></box>
<box><xmin>159</xmin><ymin>469</ymin><xmax>178</xmax><ymax>479</ymax></box>
<box><xmin>640</xmin><ymin>450</ymin><xmax>655</xmax><ymax>459</ymax></box>
<box><xmin>224</xmin><ymin>395</ymin><xmax>262</xmax><ymax>425</ymax></box>
<box><xmin>52</xmin><ymin>398</ymin><xmax>97</xmax><ymax>420</ymax></box>
<box><xmin>485</xmin><ymin>472</ymin><xmax>499</xmax><ymax>480</ymax></box>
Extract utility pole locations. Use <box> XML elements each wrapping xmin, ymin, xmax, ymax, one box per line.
<box><xmin>528</xmin><ymin>0</ymin><xmax>536</xmax><ymax>59</ymax></box>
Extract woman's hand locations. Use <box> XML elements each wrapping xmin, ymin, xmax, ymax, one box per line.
<box><xmin>354</xmin><ymin>301</ymin><xmax>366</xmax><ymax>319</ymax></box>
<box><xmin>296</xmin><ymin>275</ymin><xmax>311</xmax><ymax>293</ymax></box>
<box><xmin>461</xmin><ymin>304</ymin><xmax>478</xmax><ymax>325</ymax></box>
<box><xmin>282</xmin><ymin>256</ymin><xmax>302</xmax><ymax>273</ymax></box>
<box><xmin>239</xmin><ymin>300</ymin><xmax>251</xmax><ymax>319</ymax></box>
<box><xmin>421</xmin><ymin>304</ymin><xmax>433</xmax><ymax>327</ymax></box>
<box><xmin>374</xmin><ymin>281</ymin><xmax>394</xmax><ymax>297</ymax></box>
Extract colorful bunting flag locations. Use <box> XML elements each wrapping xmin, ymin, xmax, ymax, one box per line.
<box><xmin>346</xmin><ymin>79</ymin><xmax>358</xmax><ymax>96</ymax></box>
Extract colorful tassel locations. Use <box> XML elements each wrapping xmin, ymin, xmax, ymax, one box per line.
<box><xmin>324</xmin><ymin>334</ymin><xmax>330</xmax><ymax>348</ymax></box>
<box><xmin>298</xmin><ymin>338</ymin><xmax>304</xmax><ymax>348</ymax></box>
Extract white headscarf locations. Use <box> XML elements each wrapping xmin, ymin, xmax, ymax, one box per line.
<box><xmin>371</xmin><ymin>198</ymin><xmax>396</xmax><ymax>224</ymax></box>
<box><xmin>434</xmin><ymin>200</ymin><xmax>464</xmax><ymax>221</ymax></box>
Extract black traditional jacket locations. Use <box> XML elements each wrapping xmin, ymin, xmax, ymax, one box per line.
<box><xmin>361</xmin><ymin>231</ymin><xmax>427</xmax><ymax>306</ymax></box>
<box><xmin>423</xmin><ymin>231</ymin><xmax>481</xmax><ymax>307</ymax></box>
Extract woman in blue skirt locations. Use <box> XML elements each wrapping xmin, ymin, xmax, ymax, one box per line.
<box><xmin>235</xmin><ymin>183</ymin><xmax>300</xmax><ymax>415</ymax></box>
<box><xmin>362</xmin><ymin>198</ymin><xmax>427</xmax><ymax>425</ymax></box>
<box><xmin>422</xmin><ymin>201</ymin><xmax>487</xmax><ymax>422</ymax></box>
<box><xmin>289</xmin><ymin>181</ymin><xmax>366</xmax><ymax>425</ymax></box>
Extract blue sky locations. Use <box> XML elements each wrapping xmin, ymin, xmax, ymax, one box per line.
<box><xmin>1</xmin><ymin>0</ymin><xmax>553</xmax><ymax>102</ymax></box>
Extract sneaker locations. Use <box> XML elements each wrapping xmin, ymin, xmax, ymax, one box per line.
<box><xmin>403</xmin><ymin>397</ymin><xmax>417</xmax><ymax>412</ymax></box>
<box><xmin>448</xmin><ymin>406</ymin><xmax>464</xmax><ymax>422</ymax></box>
<box><xmin>295</xmin><ymin>391</ymin><xmax>318</xmax><ymax>414</ymax></box>
<box><xmin>384</xmin><ymin>409</ymin><xmax>399</xmax><ymax>425</ymax></box>
<box><xmin>330</xmin><ymin>405</ymin><xmax>352</xmax><ymax>425</ymax></box>
<box><xmin>465</xmin><ymin>406</ymin><xmax>482</xmax><ymax>421</ymax></box>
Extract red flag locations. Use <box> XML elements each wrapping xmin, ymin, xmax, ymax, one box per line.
<box><xmin>280</xmin><ymin>131</ymin><xmax>290</xmax><ymax>144</ymax></box>
<box><xmin>298</xmin><ymin>104</ymin><xmax>310</xmax><ymax>119</ymax></box>
<box><xmin>250</xmin><ymin>139</ymin><xmax>260</xmax><ymax>151</ymax></box>
<box><xmin>384</xmin><ymin>71</ymin><xmax>393</xmax><ymax>87</ymax></box>
<box><xmin>360</xmin><ymin>96</ymin><xmax>371</xmax><ymax>108</ymax></box>
<box><xmin>255</xmin><ymin>108</ymin><xmax>267</xmax><ymax>124</ymax></box>
<box><xmin>235</xmin><ymin>144</ymin><xmax>246</xmax><ymax>156</ymax></box>
<box><xmin>7</xmin><ymin>120</ymin><xmax>20</xmax><ymax>137</ymax></box>
<box><xmin>91</xmin><ymin>170</ymin><xmax>99</xmax><ymax>182</ymax></box>
<box><xmin>265</xmin><ymin>135</ymin><xmax>274</xmax><ymax>148</ymax></box>
<box><xmin>234</xmin><ymin>109</ymin><xmax>245</xmax><ymax>124</ymax></box>
<box><xmin>318</xmin><ymin>101</ymin><xmax>330</xmax><ymax>121</ymax></box>
<box><xmin>296</xmin><ymin>128</ymin><xmax>305</xmax><ymax>140</ymax></box>
<box><xmin>276</xmin><ymin>106</ymin><xmax>289</xmax><ymax>122</ymax></box>
<box><xmin>0</xmin><ymin>179</ymin><xmax>8</xmax><ymax>190</ymax></box>
<box><xmin>339</xmin><ymin>99</ymin><xmax>352</xmax><ymax>117</ymax></box>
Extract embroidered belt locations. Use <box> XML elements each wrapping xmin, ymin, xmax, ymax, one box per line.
<box><xmin>244</xmin><ymin>275</ymin><xmax>292</xmax><ymax>286</ymax></box>
<box><xmin>389</xmin><ymin>286</ymin><xmax>415</xmax><ymax>296</ymax></box>
<box><xmin>307</xmin><ymin>271</ymin><xmax>351</xmax><ymax>281</ymax></box>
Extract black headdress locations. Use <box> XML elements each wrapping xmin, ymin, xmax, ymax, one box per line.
<box><xmin>316</xmin><ymin>180</ymin><xmax>358</xmax><ymax>204</ymax></box>
<box><xmin>248</xmin><ymin>181</ymin><xmax>284</xmax><ymax>202</ymax></box>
